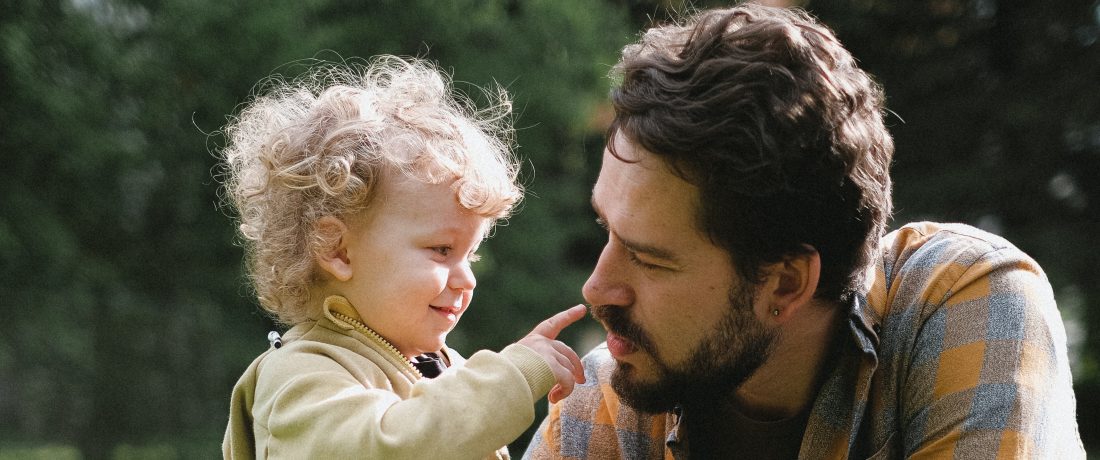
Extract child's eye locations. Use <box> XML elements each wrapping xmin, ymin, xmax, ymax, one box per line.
<box><xmin>432</xmin><ymin>246</ymin><xmax>452</xmax><ymax>256</ymax></box>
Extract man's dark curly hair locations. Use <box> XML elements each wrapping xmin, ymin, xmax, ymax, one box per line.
<box><xmin>608</xmin><ymin>4</ymin><xmax>894</xmax><ymax>302</ymax></box>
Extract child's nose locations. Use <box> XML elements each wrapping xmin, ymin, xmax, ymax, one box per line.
<box><xmin>448</xmin><ymin>263</ymin><xmax>477</xmax><ymax>291</ymax></box>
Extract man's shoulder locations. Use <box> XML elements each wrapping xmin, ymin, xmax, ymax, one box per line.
<box><xmin>866</xmin><ymin>221</ymin><xmax>1055</xmax><ymax>336</ymax></box>
<box><xmin>580</xmin><ymin>343</ymin><xmax>615</xmax><ymax>376</ymax></box>
<box><xmin>573</xmin><ymin>344</ymin><xmax>668</xmax><ymax>434</ymax></box>
<box><xmin>874</xmin><ymin>222</ymin><xmax>1040</xmax><ymax>300</ymax></box>
<box><xmin>880</xmin><ymin>221</ymin><xmax>1029</xmax><ymax>270</ymax></box>
<box><xmin>865</xmin><ymin>224</ymin><xmax>1082</xmax><ymax>456</ymax></box>
<box><xmin>525</xmin><ymin>344</ymin><xmax>668</xmax><ymax>459</ymax></box>
<box><xmin>569</xmin><ymin>343</ymin><xmax>618</xmax><ymax>413</ymax></box>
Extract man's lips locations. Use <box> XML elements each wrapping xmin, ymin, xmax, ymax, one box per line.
<box><xmin>606</xmin><ymin>332</ymin><xmax>638</xmax><ymax>358</ymax></box>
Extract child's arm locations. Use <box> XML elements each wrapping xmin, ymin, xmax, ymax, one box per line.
<box><xmin>517</xmin><ymin>304</ymin><xmax>587</xmax><ymax>403</ymax></box>
<box><xmin>247</xmin><ymin>306</ymin><xmax>588</xmax><ymax>459</ymax></box>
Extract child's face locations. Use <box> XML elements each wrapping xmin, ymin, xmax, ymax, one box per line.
<box><xmin>341</xmin><ymin>175</ymin><xmax>490</xmax><ymax>359</ymax></box>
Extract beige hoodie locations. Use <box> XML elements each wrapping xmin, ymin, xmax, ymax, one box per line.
<box><xmin>224</xmin><ymin>296</ymin><xmax>555</xmax><ymax>459</ymax></box>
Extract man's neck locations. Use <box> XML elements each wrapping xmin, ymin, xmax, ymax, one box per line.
<box><xmin>733</xmin><ymin>299</ymin><xmax>844</xmax><ymax>420</ymax></box>
<box><xmin>683</xmin><ymin>398</ymin><xmax>812</xmax><ymax>460</ymax></box>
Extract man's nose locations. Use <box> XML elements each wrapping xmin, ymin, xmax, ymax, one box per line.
<box><xmin>582</xmin><ymin>242</ymin><xmax>633</xmax><ymax>307</ymax></box>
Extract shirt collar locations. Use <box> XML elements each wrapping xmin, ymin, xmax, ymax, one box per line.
<box><xmin>848</xmin><ymin>293</ymin><xmax>882</xmax><ymax>353</ymax></box>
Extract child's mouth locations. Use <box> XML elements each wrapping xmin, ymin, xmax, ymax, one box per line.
<box><xmin>430</xmin><ymin>305</ymin><xmax>461</xmax><ymax>316</ymax></box>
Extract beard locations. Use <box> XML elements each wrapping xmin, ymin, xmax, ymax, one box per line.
<box><xmin>591</xmin><ymin>282</ymin><xmax>777</xmax><ymax>414</ymax></box>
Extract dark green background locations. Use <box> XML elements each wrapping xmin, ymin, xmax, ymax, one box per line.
<box><xmin>1</xmin><ymin>0</ymin><xmax>1097</xmax><ymax>457</ymax></box>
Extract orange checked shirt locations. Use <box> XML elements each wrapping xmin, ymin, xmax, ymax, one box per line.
<box><xmin>525</xmin><ymin>222</ymin><xmax>1084</xmax><ymax>459</ymax></box>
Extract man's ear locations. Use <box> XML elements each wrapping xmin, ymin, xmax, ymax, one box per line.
<box><xmin>314</xmin><ymin>216</ymin><xmax>353</xmax><ymax>282</ymax></box>
<box><xmin>757</xmin><ymin>247</ymin><xmax>821</xmax><ymax>323</ymax></box>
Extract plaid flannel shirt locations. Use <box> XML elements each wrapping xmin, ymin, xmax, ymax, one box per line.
<box><xmin>525</xmin><ymin>222</ymin><xmax>1083</xmax><ymax>459</ymax></box>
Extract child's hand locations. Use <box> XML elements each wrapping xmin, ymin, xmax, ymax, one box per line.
<box><xmin>518</xmin><ymin>305</ymin><xmax>588</xmax><ymax>404</ymax></box>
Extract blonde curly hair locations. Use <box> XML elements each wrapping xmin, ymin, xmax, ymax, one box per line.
<box><xmin>220</xmin><ymin>56</ymin><xmax>521</xmax><ymax>325</ymax></box>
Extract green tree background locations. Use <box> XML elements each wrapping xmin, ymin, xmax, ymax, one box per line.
<box><xmin>0</xmin><ymin>0</ymin><xmax>1096</xmax><ymax>458</ymax></box>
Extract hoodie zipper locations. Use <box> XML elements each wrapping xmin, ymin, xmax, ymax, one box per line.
<box><xmin>329</xmin><ymin>310</ymin><xmax>423</xmax><ymax>379</ymax></box>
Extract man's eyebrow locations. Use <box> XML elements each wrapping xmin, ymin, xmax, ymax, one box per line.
<box><xmin>619</xmin><ymin>235</ymin><xmax>679</xmax><ymax>263</ymax></box>
<box><xmin>590</xmin><ymin>195</ymin><xmax>680</xmax><ymax>264</ymax></box>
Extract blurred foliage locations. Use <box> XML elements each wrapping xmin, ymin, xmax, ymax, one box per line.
<box><xmin>0</xmin><ymin>0</ymin><xmax>1097</xmax><ymax>457</ymax></box>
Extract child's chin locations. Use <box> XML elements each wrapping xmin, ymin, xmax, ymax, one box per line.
<box><xmin>425</xmin><ymin>337</ymin><xmax>447</xmax><ymax>351</ymax></box>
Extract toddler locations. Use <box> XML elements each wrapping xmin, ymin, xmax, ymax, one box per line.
<box><xmin>220</xmin><ymin>56</ymin><xmax>585</xmax><ymax>459</ymax></box>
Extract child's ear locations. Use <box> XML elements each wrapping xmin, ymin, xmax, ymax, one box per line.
<box><xmin>314</xmin><ymin>216</ymin><xmax>353</xmax><ymax>282</ymax></box>
<box><xmin>757</xmin><ymin>246</ymin><xmax>821</xmax><ymax>323</ymax></box>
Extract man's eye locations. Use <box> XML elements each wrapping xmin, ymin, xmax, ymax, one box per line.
<box><xmin>432</xmin><ymin>246</ymin><xmax>452</xmax><ymax>256</ymax></box>
<box><xmin>627</xmin><ymin>250</ymin><xmax>662</xmax><ymax>271</ymax></box>
<box><xmin>595</xmin><ymin>217</ymin><xmax>609</xmax><ymax>231</ymax></box>
<box><xmin>468</xmin><ymin>252</ymin><xmax>482</xmax><ymax>263</ymax></box>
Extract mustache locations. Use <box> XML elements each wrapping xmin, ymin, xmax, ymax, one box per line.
<box><xmin>590</xmin><ymin>305</ymin><xmax>655</xmax><ymax>353</ymax></box>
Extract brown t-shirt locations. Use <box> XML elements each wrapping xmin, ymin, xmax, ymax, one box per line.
<box><xmin>684</xmin><ymin>405</ymin><xmax>810</xmax><ymax>459</ymax></box>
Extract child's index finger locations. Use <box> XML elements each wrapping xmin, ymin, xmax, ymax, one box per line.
<box><xmin>531</xmin><ymin>304</ymin><xmax>588</xmax><ymax>339</ymax></box>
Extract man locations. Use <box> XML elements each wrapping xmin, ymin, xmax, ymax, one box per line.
<box><xmin>525</xmin><ymin>4</ymin><xmax>1082</xmax><ymax>459</ymax></box>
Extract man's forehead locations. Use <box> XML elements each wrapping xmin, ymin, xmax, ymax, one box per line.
<box><xmin>590</xmin><ymin>146</ymin><xmax>728</xmax><ymax>270</ymax></box>
<box><xmin>594</xmin><ymin>140</ymin><xmax>693</xmax><ymax>201</ymax></box>
<box><xmin>593</xmin><ymin>147</ymin><xmax>703</xmax><ymax>231</ymax></box>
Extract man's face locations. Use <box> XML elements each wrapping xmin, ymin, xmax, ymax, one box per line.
<box><xmin>583</xmin><ymin>134</ymin><xmax>777</xmax><ymax>412</ymax></box>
